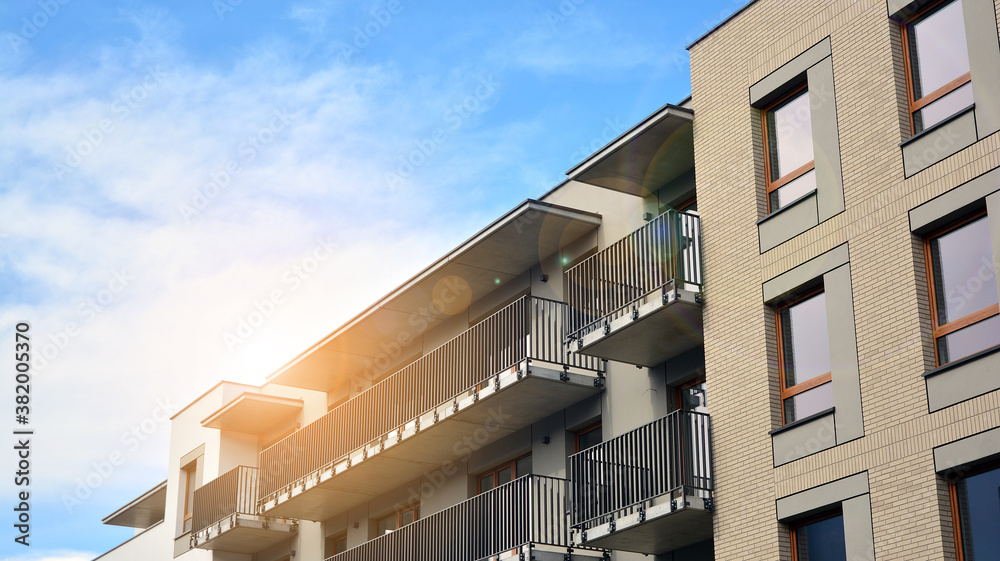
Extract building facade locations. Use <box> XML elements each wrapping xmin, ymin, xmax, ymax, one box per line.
<box><xmin>94</xmin><ymin>0</ymin><xmax>1000</xmax><ymax>560</ymax></box>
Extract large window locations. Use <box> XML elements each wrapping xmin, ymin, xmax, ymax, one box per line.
<box><xmin>926</xmin><ymin>214</ymin><xmax>1000</xmax><ymax>365</ymax></box>
<box><xmin>951</xmin><ymin>463</ymin><xmax>1000</xmax><ymax>560</ymax></box>
<box><xmin>325</xmin><ymin>534</ymin><xmax>347</xmax><ymax>557</ymax></box>
<box><xmin>477</xmin><ymin>454</ymin><xmax>531</xmax><ymax>493</ymax></box>
<box><xmin>791</xmin><ymin>512</ymin><xmax>847</xmax><ymax>561</ymax></box>
<box><xmin>181</xmin><ymin>463</ymin><xmax>196</xmax><ymax>533</ymax></box>
<box><xmin>902</xmin><ymin>0</ymin><xmax>973</xmax><ymax>134</ymax></box>
<box><xmin>575</xmin><ymin>422</ymin><xmax>602</xmax><ymax>452</ymax></box>
<box><xmin>376</xmin><ymin>504</ymin><xmax>418</xmax><ymax>535</ymax></box>
<box><xmin>777</xmin><ymin>290</ymin><xmax>833</xmax><ymax>424</ymax></box>
<box><xmin>763</xmin><ymin>86</ymin><xmax>816</xmax><ymax>213</ymax></box>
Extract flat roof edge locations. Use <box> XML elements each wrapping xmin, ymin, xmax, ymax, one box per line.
<box><xmin>101</xmin><ymin>480</ymin><xmax>167</xmax><ymax>526</ymax></box>
<box><xmin>565</xmin><ymin>103</ymin><xmax>693</xmax><ymax>179</ymax></box>
<box><xmin>686</xmin><ymin>0</ymin><xmax>759</xmax><ymax>51</ymax></box>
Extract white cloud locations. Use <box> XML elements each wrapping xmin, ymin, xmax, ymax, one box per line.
<box><xmin>0</xmin><ymin>6</ymin><xmax>499</xmax><ymax>511</ymax></box>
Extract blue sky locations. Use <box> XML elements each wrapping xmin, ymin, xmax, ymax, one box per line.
<box><xmin>0</xmin><ymin>1</ymin><xmax>738</xmax><ymax>558</ymax></box>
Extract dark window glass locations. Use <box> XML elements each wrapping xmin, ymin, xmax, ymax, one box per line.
<box><xmin>954</xmin><ymin>466</ymin><xmax>1000</xmax><ymax>560</ymax></box>
<box><xmin>794</xmin><ymin>514</ymin><xmax>847</xmax><ymax>561</ymax></box>
<box><xmin>478</xmin><ymin>473</ymin><xmax>494</xmax><ymax>493</ymax></box>
<box><xmin>577</xmin><ymin>424</ymin><xmax>603</xmax><ymax>452</ymax></box>
<box><xmin>937</xmin><ymin>313</ymin><xmax>1000</xmax><ymax>364</ymax></box>
<box><xmin>681</xmin><ymin>381</ymin><xmax>708</xmax><ymax>413</ymax></box>
<box><xmin>780</xmin><ymin>292</ymin><xmax>832</xmax><ymax>386</ymax></box>
<box><xmin>767</xmin><ymin>90</ymin><xmax>815</xmax><ymax>182</ymax></box>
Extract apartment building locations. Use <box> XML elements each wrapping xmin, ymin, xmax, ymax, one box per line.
<box><xmin>93</xmin><ymin>0</ymin><xmax>1000</xmax><ymax>560</ymax></box>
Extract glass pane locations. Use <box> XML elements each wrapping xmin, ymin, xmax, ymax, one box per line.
<box><xmin>929</xmin><ymin>216</ymin><xmax>997</xmax><ymax>325</ymax></box>
<box><xmin>908</xmin><ymin>0</ymin><xmax>970</xmax><ymax>99</ymax></box>
<box><xmin>784</xmin><ymin>381</ymin><xmax>834</xmax><ymax>424</ymax></box>
<box><xmin>956</xmin><ymin>466</ymin><xmax>1000</xmax><ymax>560</ymax></box>
<box><xmin>767</xmin><ymin>90</ymin><xmax>814</xmax><ymax>181</ymax></box>
<box><xmin>334</xmin><ymin>537</ymin><xmax>347</xmax><ymax>554</ymax></box>
<box><xmin>497</xmin><ymin>466</ymin><xmax>513</xmax><ymax>485</ymax></box>
<box><xmin>937</xmin><ymin>313</ymin><xmax>1000</xmax><ymax>364</ymax></box>
<box><xmin>516</xmin><ymin>455</ymin><xmax>532</xmax><ymax>477</ymax></box>
<box><xmin>780</xmin><ymin>292</ymin><xmax>832</xmax><ymax>387</ymax></box>
<box><xmin>914</xmin><ymin>81</ymin><xmax>974</xmax><ymax>133</ymax></box>
<box><xmin>400</xmin><ymin>508</ymin><xmax>415</xmax><ymax>526</ymax></box>
<box><xmin>578</xmin><ymin>427</ymin><xmax>602</xmax><ymax>451</ymax></box>
<box><xmin>377</xmin><ymin>515</ymin><xmax>397</xmax><ymax>534</ymax></box>
<box><xmin>479</xmin><ymin>474</ymin><xmax>494</xmax><ymax>493</ymax></box>
<box><xmin>769</xmin><ymin>169</ymin><xmax>817</xmax><ymax>211</ymax></box>
<box><xmin>795</xmin><ymin>514</ymin><xmax>847</xmax><ymax>561</ymax></box>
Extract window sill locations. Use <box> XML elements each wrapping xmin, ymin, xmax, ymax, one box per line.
<box><xmin>768</xmin><ymin>407</ymin><xmax>835</xmax><ymax>436</ymax></box>
<box><xmin>899</xmin><ymin>103</ymin><xmax>976</xmax><ymax>148</ymax></box>
<box><xmin>924</xmin><ymin>343</ymin><xmax>1000</xmax><ymax>378</ymax></box>
<box><xmin>755</xmin><ymin>189</ymin><xmax>819</xmax><ymax>225</ymax></box>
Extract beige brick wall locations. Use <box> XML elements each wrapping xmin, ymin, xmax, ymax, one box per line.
<box><xmin>689</xmin><ymin>0</ymin><xmax>1000</xmax><ymax>559</ymax></box>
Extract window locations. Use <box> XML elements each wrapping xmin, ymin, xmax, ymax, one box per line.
<box><xmin>325</xmin><ymin>533</ymin><xmax>347</xmax><ymax>557</ymax></box>
<box><xmin>575</xmin><ymin>422</ymin><xmax>602</xmax><ymax>452</ymax></box>
<box><xmin>677</xmin><ymin>377</ymin><xmax>708</xmax><ymax>413</ymax></box>
<box><xmin>902</xmin><ymin>0</ymin><xmax>973</xmax><ymax>134</ymax></box>
<box><xmin>762</xmin><ymin>86</ymin><xmax>816</xmax><ymax>213</ymax></box>
<box><xmin>777</xmin><ymin>290</ymin><xmax>833</xmax><ymax>424</ymax></box>
<box><xmin>791</xmin><ymin>511</ymin><xmax>847</xmax><ymax>561</ymax></box>
<box><xmin>477</xmin><ymin>454</ymin><xmax>531</xmax><ymax>493</ymax></box>
<box><xmin>926</xmin><ymin>213</ymin><xmax>1000</xmax><ymax>365</ymax></box>
<box><xmin>376</xmin><ymin>504</ymin><xmax>418</xmax><ymax>535</ymax></box>
<box><xmin>951</xmin><ymin>463</ymin><xmax>1000</xmax><ymax>560</ymax></box>
<box><xmin>181</xmin><ymin>463</ymin><xmax>196</xmax><ymax>533</ymax></box>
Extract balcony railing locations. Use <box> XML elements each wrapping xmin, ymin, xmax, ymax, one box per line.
<box><xmin>565</xmin><ymin>210</ymin><xmax>702</xmax><ymax>342</ymax></box>
<box><xmin>568</xmin><ymin>410</ymin><xmax>712</xmax><ymax>531</ymax></box>
<box><xmin>259</xmin><ymin>296</ymin><xmax>603</xmax><ymax>504</ymax></box>
<box><xmin>191</xmin><ymin>465</ymin><xmax>259</xmax><ymax>537</ymax></box>
<box><xmin>325</xmin><ymin>475</ymin><xmax>588</xmax><ymax>561</ymax></box>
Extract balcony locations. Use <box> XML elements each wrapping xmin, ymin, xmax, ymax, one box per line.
<box><xmin>190</xmin><ymin>466</ymin><xmax>296</xmax><ymax>554</ymax></box>
<box><xmin>565</xmin><ymin>210</ymin><xmax>703</xmax><ymax>367</ymax></box>
<box><xmin>569</xmin><ymin>410</ymin><xmax>713</xmax><ymax>555</ymax></box>
<box><xmin>326</xmin><ymin>475</ymin><xmax>604</xmax><ymax>561</ymax></box>
<box><xmin>259</xmin><ymin>296</ymin><xmax>604</xmax><ymax>522</ymax></box>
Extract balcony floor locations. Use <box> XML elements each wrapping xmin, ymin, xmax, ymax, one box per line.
<box><xmin>573</xmin><ymin>493</ymin><xmax>712</xmax><ymax>555</ymax></box>
<box><xmin>192</xmin><ymin>515</ymin><xmax>296</xmax><ymax>554</ymax></box>
<box><xmin>262</xmin><ymin>363</ymin><xmax>602</xmax><ymax>521</ymax></box>
<box><xmin>574</xmin><ymin>285</ymin><xmax>702</xmax><ymax>367</ymax></box>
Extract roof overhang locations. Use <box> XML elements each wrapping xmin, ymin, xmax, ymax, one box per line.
<box><xmin>102</xmin><ymin>481</ymin><xmax>167</xmax><ymax>529</ymax></box>
<box><xmin>201</xmin><ymin>392</ymin><xmax>304</xmax><ymax>434</ymax></box>
<box><xmin>567</xmin><ymin>104</ymin><xmax>694</xmax><ymax>196</ymax></box>
<box><xmin>268</xmin><ymin>199</ymin><xmax>602</xmax><ymax>392</ymax></box>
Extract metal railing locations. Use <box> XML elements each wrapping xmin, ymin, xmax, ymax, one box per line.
<box><xmin>564</xmin><ymin>210</ymin><xmax>702</xmax><ymax>342</ymax></box>
<box><xmin>259</xmin><ymin>296</ymin><xmax>603</xmax><ymax>503</ymax></box>
<box><xmin>568</xmin><ymin>410</ymin><xmax>712</xmax><ymax>530</ymax></box>
<box><xmin>325</xmin><ymin>475</ymin><xmax>578</xmax><ymax>561</ymax></box>
<box><xmin>191</xmin><ymin>466</ymin><xmax>259</xmax><ymax>537</ymax></box>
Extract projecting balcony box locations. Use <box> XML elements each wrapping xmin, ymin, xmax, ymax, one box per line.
<box><xmin>325</xmin><ymin>475</ymin><xmax>605</xmax><ymax>561</ymax></box>
<box><xmin>564</xmin><ymin>209</ymin><xmax>703</xmax><ymax>367</ymax></box>
<box><xmin>200</xmin><ymin>392</ymin><xmax>304</xmax><ymax>435</ymax></box>
<box><xmin>569</xmin><ymin>410</ymin><xmax>713</xmax><ymax>555</ymax></box>
<box><xmin>259</xmin><ymin>296</ymin><xmax>605</xmax><ymax>522</ymax></box>
<box><xmin>266</xmin><ymin>199</ymin><xmax>602</xmax><ymax>395</ymax></box>
<box><xmin>102</xmin><ymin>480</ymin><xmax>167</xmax><ymax>530</ymax></box>
<box><xmin>190</xmin><ymin>466</ymin><xmax>296</xmax><ymax>554</ymax></box>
